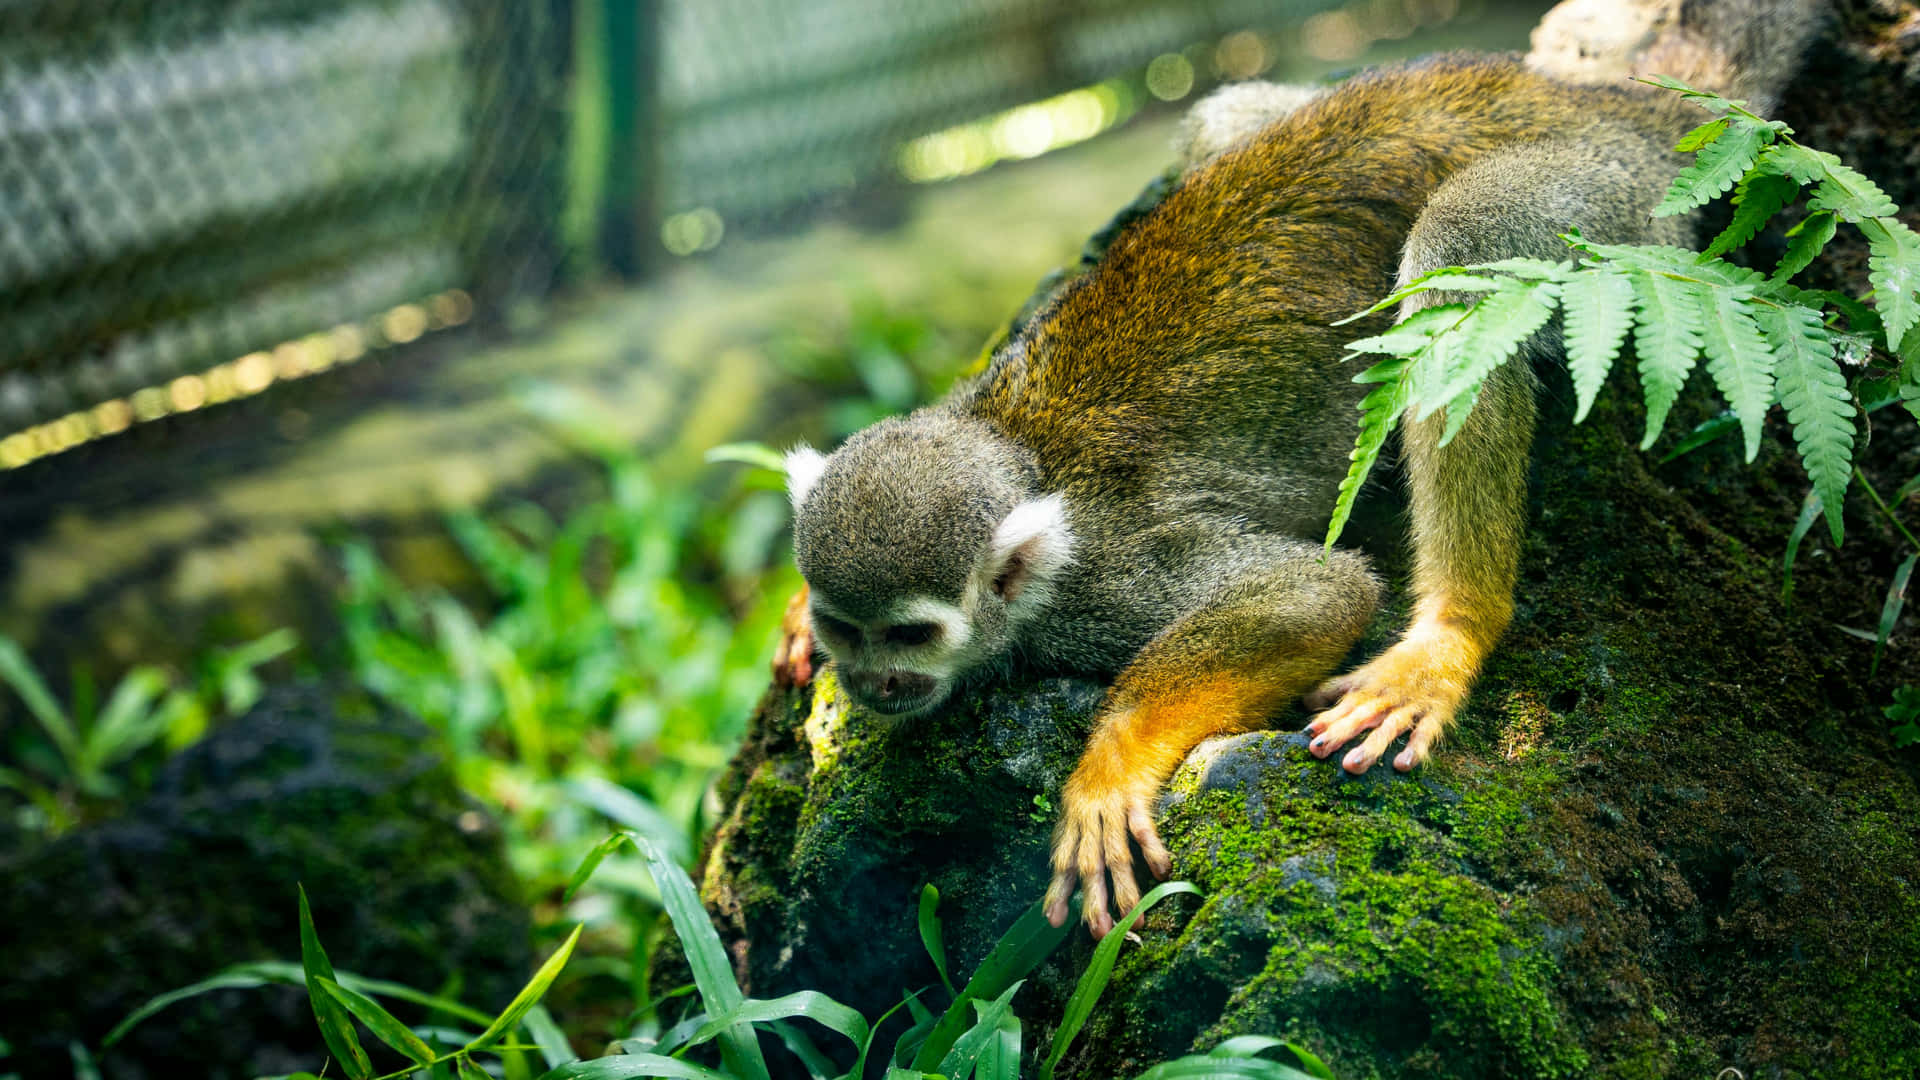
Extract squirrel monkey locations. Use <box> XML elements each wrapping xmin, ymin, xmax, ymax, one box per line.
<box><xmin>777</xmin><ymin>3</ymin><xmax>1819</xmax><ymax>937</ymax></box>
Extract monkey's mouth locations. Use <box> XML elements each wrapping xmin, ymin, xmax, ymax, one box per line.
<box><xmin>846</xmin><ymin>679</ymin><xmax>948</xmax><ymax>718</ymax></box>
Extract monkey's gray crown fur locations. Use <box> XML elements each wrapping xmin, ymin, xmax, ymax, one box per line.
<box><xmin>791</xmin><ymin>411</ymin><xmax>1038</xmax><ymax>618</ymax></box>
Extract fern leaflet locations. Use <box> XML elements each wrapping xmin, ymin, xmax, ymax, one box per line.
<box><xmin>1862</xmin><ymin>216</ymin><xmax>1920</xmax><ymax>351</ymax></box>
<box><xmin>1693</xmin><ymin>285</ymin><xmax>1776</xmax><ymax>461</ymax></box>
<box><xmin>1629</xmin><ymin>271</ymin><xmax>1707</xmax><ymax>449</ymax></box>
<box><xmin>1325</xmin><ymin>358</ymin><xmax>1409</xmax><ymax>552</ymax></box>
<box><xmin>1773</xmin><ymin>211</ymin><xmax>1837</xmax><ymax>282</ymax></box>
<box><xmin>1706</xmin><ymin>172</ymin><xmax>1800</xmax><ymax>258</ymax></box>
<box><xmin>1673</xmin><ymin>117</ymin><xmax>1730</xmax><ymax>152</ymax></box>
<box><xmin>1430</xmin><ymin>279</ymin><xmax>1560</xmax><ymax>421</ymax></box>
<box><xmin>1655</xmin><ymin>122</ymin><xmax>1771</xmax><ymax>217</ymax></box>
<box><xmin>1761</xmin><ymin>305</ymin><xmax>1853</xmax><ymax>543</ymax></box>
<box><xmin>1560</xmin><ymin>268</ymin><xmax>1635</xmax><ymax>422</ymax></box>
<box><xmin>1807</xmin><ymin>160</ymin><xmax>1898</xmax><ymax>221</ymax></box>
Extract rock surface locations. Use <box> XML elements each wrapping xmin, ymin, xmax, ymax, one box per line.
<box><xmin>0</xmin><ymin>684</ymin><xmax>531</xmax><ymax>1080</ymax></box>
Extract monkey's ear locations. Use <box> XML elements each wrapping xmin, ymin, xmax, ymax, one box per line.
<box><xmin>785</xmin><ymin>445</ymin><xmax>829</xmax><ymax>511</ymax></box>
<box><xmin>986</xmin><ymin>494</ymin><xmax>1074</xmax><ymax>609</ymax></box>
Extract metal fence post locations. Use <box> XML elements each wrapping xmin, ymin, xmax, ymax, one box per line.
<box><xmin>597</xmin><ymin>0</ymin><xmax>663</xmax><ymax>278</ymax></box>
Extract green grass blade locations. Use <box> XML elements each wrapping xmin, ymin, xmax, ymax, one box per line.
<box><xmin>974</xmin><ymin>1008</ymin><xmax>1021</xmax><ymax>1080</ymax></box>
<box><xmin>918</xmin><ymin>884</ymin><xmax>958</xmax><ymax>998</ymax></box>
<box><xmin>459</xmin><ymin>1056</ymin><xmax>493</xmax><ymax>1080</ymax></box>
<box><xmin>681</xmin><ymin>991</ymin><xmax>869</xmax><ymax>1055</ymax></box>
<box><xmin>0</xmin><ymin>635</ymin><xmax>82</xmax><ymax>770</ymax></box>
<box><xmin>300</xmin><ymin>886</ymin><xmax>374</xmax><ymax>1080</ymax></box>
<box><xmin>1782</xmin><ymin>490</ymin><xmax>1824</xmax><ymax>606</ymax></box>
<box><xmin>1039</xmin><ymin>881</ymin><xmax>1202</xmax><ymax>1080</ymax></box>
<box><xmin>1131</xmin><ymin>1056</ymin><xmax>1317</xmax><ymax>1080</ymax></box>
<box><xmin>318</xmin><ymin>977</ymin><xmax>437</xmax><ymax>1066</ymax></box>
<box><xmin>84</xmin><ymin>667</ymin><xmax>170</xmax><ymax>774</ymax></box>
<box><xmin>626</xmin><ymin>832</ymin><xmax>770</xmax><ymax>1080</ymax></box>
<box><xmin>934</xmin><ymin>982</ymin><xmax>1023</xmax><ymax>1080</ymax></box>
<box><xmin>857</xmin><ymin>989</ymin><xmax>927</xmax><ymax>1079</ymax></box>
<box><xmin>704</xmin><ymin>442</ymin><xmax>789</xmax><ymax>473</ymax></box>
<box><xmin>563</xmin><ymin>832</ymin><xmax>638</xmax><ymax>902</ymax></box>
<box><xmin>537</xmin><ymin>1053</ymin><xmax>734</xmax><ymax>1080</ymax></box>
<box><xmin>565</xmin><ymin>781</ymin><xmax>691</xmax><ymax>866</ymax></box>
<box><xmin>102</xmin><ymin>969</ymin><xmax>276</xmax><ymax>1047</ymax></box>
<box><xmin>910</xmin><ymin>897</ymin><xmax>1072</xmax><ymax>1072</ymax></box>
<box><xmin>523</xmin><ymin>1005</ymin><xmax>579</xmax><ymax>1070</ymax></box>
<box><xmin>1208</xmin><ymin>1037</ymin><xmax>1286</xmax><ymax>1058</ymax></box>
<box><xmin>768</xmin><ymin>1020</ymin><xmax>838</xmax><ymax>1080</ymax></box>
<box><xmin>1658</xmin><ymin>412</ymin><xmax>1740</xmax><ymax>464</ymax></box>
<box><xmin>466</xmin><ymin>925</ymin><xmax>583</xmax><ymax>1052</ymax></box>
<box><xmin>1872</xmin><ymin>554</ymin><xmax>1915</xmax><ymax>679</ymax></box>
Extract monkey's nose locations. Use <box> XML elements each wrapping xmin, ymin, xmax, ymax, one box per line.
<box><xmin>851</xmin><ymin>670</ymin><xmax>936</xmax><ymax>711</ymax></box>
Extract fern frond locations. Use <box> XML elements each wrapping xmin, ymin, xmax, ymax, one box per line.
<box><xmin>1705</xmin><ymin>171</ymin><xmax>1800</xmax><ymax>258</ymax></box>
<box><xmin>1630</xmin><ymin>270</ymin><xmax>1706</xmax><ymax>449</ymax></box>
<box><xmin>1861</xmin><ymin>216</ymin><xmax>1920</xmax><ymax>351</ymax></box>
<box><xmin>1773</xmin><ymin>211</ymin><xmax>1837</xmax><ymax>281</ymax></box>
<box><xmin>1338</xmin><ymin>272</ymin><xmax>1502</xmax><ymax>323</ymax></box>
<box><xmin>1656</xmin><ymin>123</ymin><xmax>1771</xmax><ymax>217</ymax></box>
<box><xmin>1807</xmin><ymin>161</ymin><xmax>1898</xmax><ymax>222</ymax></box>
<box><xmin>1759</xmin><ymin>143</ymin><xmax>1832</xmax><ymax>185</ymax></box>
<box><xmin>1429</xmin><ymin>279</ymin><xmax>1560</xmax><ymax>410</ymax></box>
<box><xmin>1760</xmin><ymin>305</ymin><xmax>1854</xmax><ymax>543</ymax></box>
<box><xmin>1570</xmin><ymin>238</ymin><xmax>1768</xmax><ymax>288</ymax></box>
<box><xmin>1560</xmin><ymin>268</ymin><xmax>1636</xmax><ymax>422</ymax></box>
<box><xmin>1325</xmin><ymin>358</ymin><xmax>1408</xmax><ymax>550</ymax></box>
<box><xmin>1673</xmin><ymin>118</ymin><xmax>1730</xmax><ymax>153</ymax></box>
<box><xmin>1473</xmin><ymin>258</ymin><xmax>1571</xmax><ymax>281</ymax></box>
<box><xmin>1344</xmin><ymin>302</ymin><xmax>1470</xmax><ymax>356</ymax></box>
<box><xmin>1694</xmin><ymin>286</ymin><xmax>1776</xmax><ymax>461</ymax></box>
<box><xmin>1635</xmin><ymin>75</ymin><xmax>1747</xmax><ymax>115</ymax></box>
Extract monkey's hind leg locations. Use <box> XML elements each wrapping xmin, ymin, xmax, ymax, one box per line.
<box><xmin>1307</xmin><ymin>132</ymin><xmax>1690</xmax><ymax>774</ymax></box>
<box><xmin>1047</xmin><ymin>539</ymin><xmax>1378</xmax><ymax>936</ymax></box>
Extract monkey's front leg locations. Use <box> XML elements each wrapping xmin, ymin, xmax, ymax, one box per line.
<box><xmin>1307</xmin><ymin>357</ymin><xmax>1536</xmax><ymax>773</ymax></box>
<box><xmin>1046</xmin><ymin>545</ymin><xmax>1378</xmax><ymax>936</ymax></box>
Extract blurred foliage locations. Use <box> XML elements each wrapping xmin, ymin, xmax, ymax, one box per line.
<box><xmin>0</xmin><ymin>629</ymin><xmax>296</xmax><ymax>837</ymax></box>
<box><xmin>769</xmin><ymin>297</ymin><xmax>977</xmax><ymax>439</ymax></box>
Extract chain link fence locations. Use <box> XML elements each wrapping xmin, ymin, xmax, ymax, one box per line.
<box><xmin>1</xmin><ymin>0</ymin><xmax>1487</xmax><ymax>467</ymax></box>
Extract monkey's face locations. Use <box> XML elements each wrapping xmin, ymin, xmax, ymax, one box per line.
<box><xmin>783</xmin><ymin>427</ymin><xmax>1076</xmax><ymax>718</ymax></box>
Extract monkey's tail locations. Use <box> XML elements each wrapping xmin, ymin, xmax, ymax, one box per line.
<box><xmin>1527</xmin><ymin>0</ymin><xmax>1830</xmax><ymax>115</ymax></box>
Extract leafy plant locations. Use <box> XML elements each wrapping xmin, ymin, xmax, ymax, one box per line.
<box><xmin>0</xmin><ymin>628</ymin><xmax>296</xmax><ymax>836</ymax></box>
<box><xmin>1887</xmin><ymin>686</ymin><xmax>1920</xmax><ymax>748</ymax></box>
<box><xmin>107</xmin><ymin>836</ymin><xmax>1333</xmax><ymax>1079</ymax></box>
<box><xmin>1325</xmin><ymin>76</ymin><xmax>1919</xmax><ymax>556</ymax></box>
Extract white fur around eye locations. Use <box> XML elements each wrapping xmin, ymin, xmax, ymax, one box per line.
<box><xmin>785</xmin><ymin>445</ymin><xmax>829</xmax><ymax>510</ymax></box>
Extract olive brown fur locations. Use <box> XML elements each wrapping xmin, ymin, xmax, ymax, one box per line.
<box><xmin>783</xmin><ymin>0</ymin><xmax>1825</xmax><ymax>937</ymax></box>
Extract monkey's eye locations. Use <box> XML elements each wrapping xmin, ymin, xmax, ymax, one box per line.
<box><xmin>884</xmin><ymin>623</ymin><xmax>940</xmax><ymax>648</ymax></box>
<box><xmin>814</xmin><ymin>613</ymin><xmax>862</xmax><ymax>643</ymax></box>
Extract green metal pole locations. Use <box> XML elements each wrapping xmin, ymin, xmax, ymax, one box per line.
<box><xmin>597</xmin><ymin>0</ymin><xmax>661</xmax><ymax>277</ymax></box>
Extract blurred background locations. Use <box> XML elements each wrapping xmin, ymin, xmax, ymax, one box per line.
<box><xmin>0</xmin><ymin>1</ymin><xmax>1555</xmax><ymax>1074</ymax></box>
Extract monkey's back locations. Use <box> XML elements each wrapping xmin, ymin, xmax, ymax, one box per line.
<box><xmin>960</xmin><ymin>52</ymin><xmax>1680</xmax><ymax>532</ymax></box>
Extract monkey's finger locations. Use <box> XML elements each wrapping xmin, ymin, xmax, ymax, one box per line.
<box><xmin>1128</xmin><ymin>805</ymin><xmax>1172</xmax><ymax>880</ymax></box>
<box><xmin>1082</xmin><ymin>863</ymin><xmax>1114</xmax><ymax>939</ymax></box>
<box><xmin>1045</xmin><ymin>836</ymin><xmax>1079</xmax><ymax>927</ymax></box>
<box><xmin>1104</xmin><ymin>817</ymin><xmax>1141</xmax><ymax>918</ymax></box>
<box><xmin>1304</xmin><ymin>675</ymin><xmax>1354</xmax><ymax>712</ymax></box>
<box><xmin>1308</xmin><ymin>696</ymin><xmax>1388</xmax><ymax>758</ymax></box>
<box><xmin>1343</xmin><ymin>706</ymin><xmax>1420</xmax><ymax>774</ymax></box>
<box><xmin>1394</xmin><ymin>715</ymin><xmax>1445</xmax><ymax>772</ymax></box>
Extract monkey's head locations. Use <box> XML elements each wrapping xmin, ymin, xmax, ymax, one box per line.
<box><xmin>785</xmin><ymin>412</ymin><xmax>1075</xmax><ymax>717</ymax></box>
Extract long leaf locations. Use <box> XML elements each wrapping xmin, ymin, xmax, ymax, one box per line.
<box><xmin>102</xmin><ymin>969</ymin><xmax>277</xmax><ymax>1047</ymax></box>
<box><xmin>1131</xmin><ymin>1056</ymin><xmax>1317</xmax><ymax>1080</ymax></box>
<box><xmin>466</xmin><ymin>925</ymin><xmax>584</xmax><ymax>1052</ymax></box>
<box><xmin>974</xmin><ymin>1006</ymin><xmax>1022</xmax><ymax>1080</ymax></box>
<box><xmin>767</xmin><ymin>1020</ymin><xmax>837</xmax><ymax>1080</ymax></box>
<box><xmin>910</xmin><ymin>898</ymin><xmax>1073</xmax><ymax>1072</ymax></box>
<box><xmin>918</xmin><ymin>885</ymin><xmax>958</xmax><ymax>998</ymax></box>
<box><xmin>538</xmin><ymin>1053</ymin><xmax>733</xmax><ymax>1080</ymax></box>
<box><xmin>934</xmin><ymin>982</ymin><xmax>1023</xmax><ymax>1080</ymax></box>
<box><xmin>319</xmin><ymin>977</ymin><xmax>437</xmax><ymax>1066</ymax></box>
<box><xmin>680</xmin><ymin>991</ymin><xmax>868</xmax><ymax>1056</ymax></box>
<box><xmin>624</xmin><ymin>833</ymin><xmax>771</xmax><ymax>1080</ymax></box>
<box><xmin>0</xmin><ymin>635</ymin><xmax>82</xmax><ymax>771</ymax></box>
<box><xmin>523</xmin><ymin>1004</ymin><xmax>579</xmax><ymax>1070</ymax></box>
<box><xmin>300</xmin><ymin>886</ymin><xmax>374</xmax><ymax>1080</ymax></box>
<box><xmin>1039</xmin><ymin>882</ymin><xmax>1200</xmax><ymax>1080</ymax></box>
<box><xmin>1872</xmin><ymin>554</ymin><xmax>1916</xmax><ymax>678</ymax></box>
<box><xmin>1782</xmin><ymin>490</ymin><xmax>1824</xmax><ymax>606</ymax></box>
<box><xmin>565</xmin><ymin>779</ymin><xmax>691</xmax><ymax>866</ymax></box>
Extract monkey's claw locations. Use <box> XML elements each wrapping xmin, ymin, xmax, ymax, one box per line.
<box><xmin>1045</xmin><ymin>786</ymin><xmax>1170</xmax><ymax>939</ymax></box>
<box><xmin>1303</xmin><ymin>625</ymin><xmax>1480</xmax><ymax>774</ymax></box>
<box><xmin>771</xmin><ymin>585</ymin><xmax>816</xmax><ymax>689</ymax></box>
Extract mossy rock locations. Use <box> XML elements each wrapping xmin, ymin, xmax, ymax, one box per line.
<box><xmin>0</xmin><ymin>684</ymin><xmax>532</xmax><ymax>1080</ymax></box>
<box><xmin>675</xmin><ymin>366</ymin><xmax>1919</xmax><ymax>1079</ymax></box>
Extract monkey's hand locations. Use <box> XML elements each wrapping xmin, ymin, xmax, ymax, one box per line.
<box><xmin>1304</xmin><ymin>619</ymin><xmax>1484</xmax><ymax>773</ymax></box>
<box><xmin>1045</xmin><ymin>712</ymin><xmax>1175</xmax><ymax>939</ymax></box>
<box><xmin>771</xmin><ymin>583</ymin><xmax>816</xmax><ymax>689</ymax></box>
